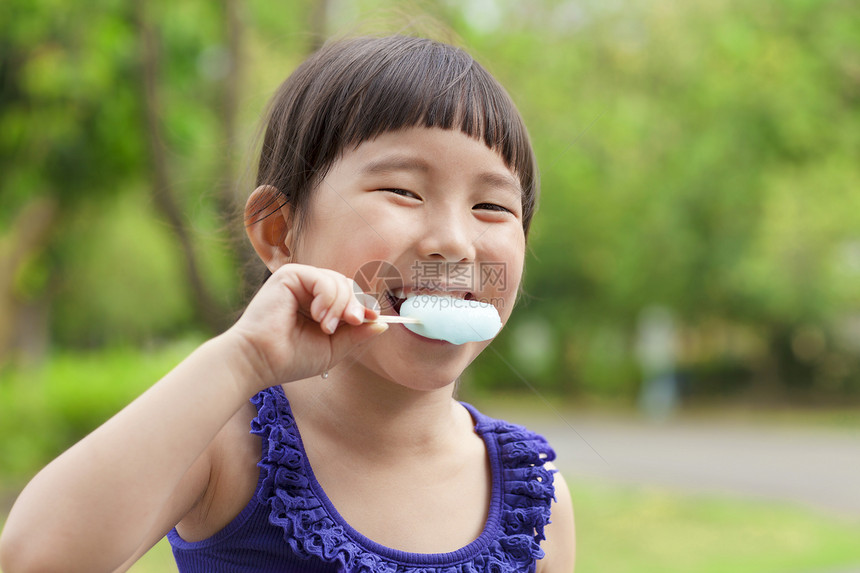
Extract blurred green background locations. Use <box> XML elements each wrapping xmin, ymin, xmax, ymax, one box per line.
<box><xmin>2</xmin><ymin>0</ymin><xmax>860</xmax><ymax>572</ymax></box>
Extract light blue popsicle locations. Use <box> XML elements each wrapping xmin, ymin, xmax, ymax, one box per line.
<box><xmin>399</xmin><ymin>294</ymin><xmax>502</xmax><ymax>344</ymax></box>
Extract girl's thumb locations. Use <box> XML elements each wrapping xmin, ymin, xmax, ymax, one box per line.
<box><xmin>329</xmin><ymin>321</ymin><xmax>388</xmax><ymax>361</ymax></box>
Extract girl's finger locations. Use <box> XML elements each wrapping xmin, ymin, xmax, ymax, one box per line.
<box><xmin>291</xmin><ymin>268</ymin><xmax>374</xmax><ymax>334</ymax></box>
<box><xmin>353</xmin><ymin>292</ymin><xmax>381</xmax><ymax>314</ymax></box>
<box><xmin>344</xmin><ymin>280</ymin><xmax>374</xmax><ymax>325</ymax></box>
<box><xmin>307</xmin><ymin>272</ymin><xmax>340</xmax><ymax>327</ymax></box>
<box><xmin>323</xmin><ymin>276</ymin><xmax>364</xmax><ymax>333</ymax></box>
<box><xmin>310</xmin><ymin>273</ymin><xmax>351</xmax><ymax>334</ymax></box>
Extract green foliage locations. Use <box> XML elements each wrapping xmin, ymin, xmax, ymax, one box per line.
<box><xmin>0</xmin><ymin>0</ymin><xmax>143</xmax><ymax>215</ymax></box>
<box><xmin>2</xmin><ymin>0</ymin><xmax>860</xmax><ymax>400</ymax></box>
<box><xmin>455</xmin><ymin>0</ymin><xmax>860</xmax><ymax>398</ymax></box>
<box><xmin>0</xmin><ymin>338</ymin><xmax>202</xmax><ymax>484</ymax></box>
<box><xmin>1</xmin><ymin>0</ymin><xmax>241</xmax><ymax>347</ymax></box>
<box><xmin>50</xmin><ymin>192</ymin><xmax>194</xmax><ymax>345</ymax></box>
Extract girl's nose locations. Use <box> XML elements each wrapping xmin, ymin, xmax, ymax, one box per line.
<box><xmin>416</xmin><ymin>209</ymin><xmax>478</xmax><ymax>263</ymax></box>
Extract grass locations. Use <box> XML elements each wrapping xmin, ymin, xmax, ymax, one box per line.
<box><xmin>571</xmin><ymin>479</ymin><xmax>860</xmax><ymax>573</ymax></box>
<box><xmin>38</xmin><ymin>480</ymin><xmax>850</xmax><ymax>573</ymax></box>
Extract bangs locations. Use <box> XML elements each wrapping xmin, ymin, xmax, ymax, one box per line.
<box><xmin>334</xmin><ymin>38</ymin><xmax>532</xmax><ymax>180</ymax></box>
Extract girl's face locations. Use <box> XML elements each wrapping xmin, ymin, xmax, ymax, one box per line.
<box><xmin>292</xmin><ymin>127</ymin><xmax>526</xmax><ymax>390</ymax></box>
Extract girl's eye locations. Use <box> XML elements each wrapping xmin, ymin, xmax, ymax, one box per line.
<box><xmin>473</xmin><ymin>203</ymin><xmax>513</xmax><ymax>214</ymax></box>
<box><xmin>381</xmin><ymin>188</ymin><xmax>419</xmax><ymax>199</ymax></box>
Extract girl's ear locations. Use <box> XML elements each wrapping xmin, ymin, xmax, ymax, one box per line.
<box><xmin>245</xmin><ymin>185</ymin><xmax>294</xmax><ymax>271</ymax></box>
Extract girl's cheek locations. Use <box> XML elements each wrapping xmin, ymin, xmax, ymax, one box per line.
<box><xmin>484</xmin><ymin>233</ymin><xmax>525</xmax><ymax>272</ymax></box>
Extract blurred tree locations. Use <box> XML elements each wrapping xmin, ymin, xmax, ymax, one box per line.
<box><xmin>0</xmin><ymin>0</ymin><xmax>263</xmax><ymax>360</ymax></box>
<box><xmin>0</xmin><ymin>198</ymin><xmax>56</xmax><ymax>363</ymax></box>
<box><xmin>2</xmin><ymin>0</ymin><xmax>859</xmax><ymax>404</ymax></box>
<box><xmin>133</xmin><ymin>0</ymin><xmax>227</xmax><ymax>332</ymax></box>
<box><xmin>459</xmin><ymin>0</ymin><xmax>860</xmax><ymax>402</ymax></box>
<box><xmin>0</xmin><ymin>0</ymin><xmax>147</xmax><ymax>361</ymax></box>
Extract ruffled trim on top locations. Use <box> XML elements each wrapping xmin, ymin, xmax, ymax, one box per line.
<box><xmin>250</xmin><ymin>387</ymin><xmax>556</xmax><ymax>573</ymax></box>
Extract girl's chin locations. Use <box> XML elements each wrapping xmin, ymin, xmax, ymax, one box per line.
<box><xmin>383</xmin><ymin>364</ymin><xmax>463</xmax><ymax>391</ymax></box>
<box><xmin>346</xmin><ymin>327</ymin><xmax>486</xmax><ymax>389</ymax></box>
<box><xmin>358</xmin><ymin>358</ymin><xmax>471</xmax><ymax>392</ymax></box>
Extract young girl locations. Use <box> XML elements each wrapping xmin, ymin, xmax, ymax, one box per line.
<box><xmin>0</xmin><ymin>36</ymin><xmax>575</xmax><ymax>572</ymax></box>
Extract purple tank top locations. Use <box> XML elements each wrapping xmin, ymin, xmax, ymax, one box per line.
<box><xmin>168</xmin><ymin>385</ymin><xmax>557</xmax><ymax>572</ymax></box>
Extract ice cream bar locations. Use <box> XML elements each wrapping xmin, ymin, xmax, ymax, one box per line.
<box><xmin>398</xmin><ymin>294</ymin><xmax>502</xmax><ymax>344</ymax></box>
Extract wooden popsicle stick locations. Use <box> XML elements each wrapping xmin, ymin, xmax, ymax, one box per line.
<box><xmin>364</xmin><ymin>315</ymin><xmax>422</xmax><ymax>325</ymax></box>
<box><xmin>298</xmin><ymin>307</ymin><xmax>421</xmax><ymax>325</ymax></box>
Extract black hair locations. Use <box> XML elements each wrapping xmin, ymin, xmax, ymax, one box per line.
<box><xmin>248</xmin><ymin>35</ymin><xmax>539</xmax><ymax>241</ymax></box>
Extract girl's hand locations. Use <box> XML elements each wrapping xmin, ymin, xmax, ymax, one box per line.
<box><xmin>225</xmin><ymin>263</ymin><xmax>386</xmax><ymax>393</ymax></box>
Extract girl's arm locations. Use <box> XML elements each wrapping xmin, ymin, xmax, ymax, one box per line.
<box><xmin>0</xmin><ymin>336</ymin><xmax>252</xmax><ymax>573</ymax></box>
<box><xmin>0</xmin><ymin>264</ymin><xmax>384</xmax><ymax>573</ymax></box>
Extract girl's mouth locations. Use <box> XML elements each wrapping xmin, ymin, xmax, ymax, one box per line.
<box><xmin>385</xmin><ymin>290</ymin><xmax>406</xmax><ymax>314</ymax></box>
<box><xmin>384</xmin><ymin>288</ymin><xmax>477</xmax><ymax>315</ymax></box>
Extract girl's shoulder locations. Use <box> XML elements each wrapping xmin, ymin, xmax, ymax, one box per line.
<box><xmin>460</xmin><ymin>403</ymin><xmax>574</xmax><ymax>573</ymax></box>
<box><xmin>460</xmin><ymin>401</ymin><xmax>559</xmax><ymax>548</ymax></box>
<box><xmin>460</xmin><ymin>401</ymin><xmax>557</xmax><ymax>461</ymax></box>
